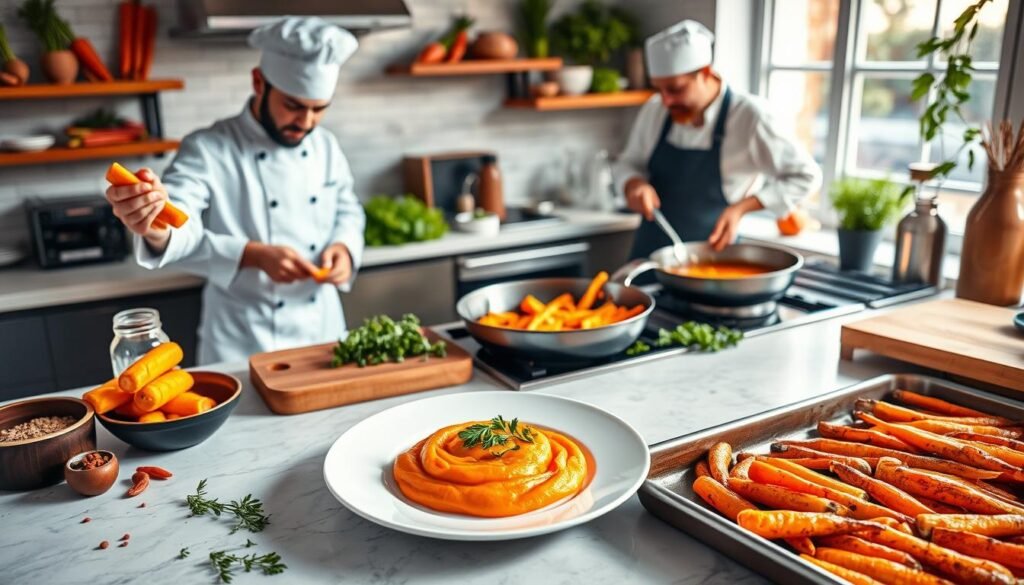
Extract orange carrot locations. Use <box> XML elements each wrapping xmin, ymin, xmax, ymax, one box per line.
<box><xmin>118</xmin><ymin>2</ymin><xmax>135</xmax><ymax>79</ymax></box>
<box><xmin>70</xmin><ymin>38</ymin><xmax>113</xmax><ymax>82</ymax></box>
<box><xmin>758</xmin><ymin>457</ymin><xmax>867</xmax><ymax>499</ymax></box>
<box><xmin>692</xmin><ymin>476</ymin><xmax>755</xmax><ymax>521</ymax></box>
<box><xmin>708</xmin><ymin>442</ymin><xmax>732</xmax><ymax>485</ymax></box>
<box><xmin>829</xmin><ymin>461</ymin><xmax>935</xmax><ymax>517</ymax></box>
<box><xmin>114</xmin><ymin>400</ymin><xmax>150</xmax><ymax>419</ymax></box>
<box><xmin>138</xmin><ymin>410</ymin><xmax>166</xmax><ymax>423</ymax></box>
<box><xmin>730</xmin><ymin>457</ymin><xmax>754</xmax><ymax>480</ymax></box>
<box><xmin>160</xmin><ymin>391</ymin><xmax>216</xmax><ymax>416</ymax></box>
<box><xmin>901</xmin><ymin>419</ymin><xmax>1023</xmax><ymax>439</ymax></box>
<box><xmin>814</xmin><ymin>548</ymin><xmax>953</xmax><ymax>585</ymax></box>
<box><xmin>858</xmin><ymin>398</ymin><xmax>1016</xmax><ymax>427</ymax></box>
<box><xmin>769</xmin><ymin>444</ymin><xmax>873</xmax><ymax>474</ymax></box>
<box><xmin>694</xmin><ymin>460</ymin><xmax>711</xmax><ymax>479</ymax></box>
<box><xmin>950</xmin><ymin>433</ymin><xmax>1024</xmax><ymax>452</ymax></box>
<box><xmin>775</xmin><ymin>438</ymin><xmax>1002</xmax><ymax>480</ymax></box>
<box><xmin>892</xmin><ymin>389</ymin><xmax>1007</xmax><ymax>419</ymax></box>
<box><xmin>131</xmin><ymin>2</ymin><xmax>145</xmax><ymax>79</ymax></box>
<box><xmin>799</xmin><ymin>554</ymin><xmax>886</xmax><ymax>585</ymax></box>
<box><xmin>137</xmin><ymin>6</ymin><xmax>157</xmax><ymax>80</ymax></box>
<box><xmin>519</xmin><ymin>294</ymin><xmax>545</xmax><ymax>315</ymax></box>
<box><xmin>857</xmin><ymin>525</ymin><xmax>1016</xmax><ymax>584</ymax></box>
<box><xmin>577</xmin><ymin>271</ymin><xmax>608</xmax><ymax>311</ymax></box>
<box><xmin>118</xmin><ymin>341</ymin><xmax>183</xmax><ymax>393</ymax></box>
<box><xmin>817</xmin><ymin>535</ymin><xmax>922</xmax><ymax>569</ymax></box>
<box><xmin>817</xmin><ymin>421</ymin><xmax>919</xmax><ymax>452</ymax></box>
<box><xmin>729</xmin><ymin>479</ymin><xmax>849</xmax><ymax>515</ymax></box>
<box><xmin>931</xmin><ymin>528</ymin><xmax>1024</xmax><ymax>570</ymax></box>
<box><xmin>873</xmin><ymin>459</ymin><xmax>1022</xmax><ymax>515</ymax></box>
<box><xmin>735</xmin><ymin>510</ymin><xmax>877</xmax><ymax>539</ymax></box>
<box><xmin>82</xmin><ymin>379</ymin><xmax>132</xmax><ymax>414</ymax></box>
<box><xmin>785</xmin><ymin>537</ymin><xmax>815</xmax><ymax>555</ymax></box>
<box><xmin>133</xmin><ymin>369</ymin><xmax>193</xmax><ymax>412</ymax></box>
<box><xmin>916</xmin><ymin>514</ymin><xmax>1024</xmax><ymax>539</ymax></box>
<box><xmin>105</xmin><ymin>162</ymin><xmax>189</xmax><ymax>228</ymax></box>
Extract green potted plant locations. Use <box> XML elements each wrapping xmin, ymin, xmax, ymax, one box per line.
<box><xmin>831</xmin><ymin>177</ymin><xmax>911</xmax><ymax>272</ymax></box>
<box><xmin>518</xmin><ymin>0</ymin><xmax>551</xmax><ymax>59</ymax></box>
<box><xmin>550</xmin><ymin>1</ymin><xmax>636</xmax><ymax>95</ymax></box>
<box><xmin>18</xmin><ymin>0</ymin><xmax>78</xmax><ymax>84</ymax></box>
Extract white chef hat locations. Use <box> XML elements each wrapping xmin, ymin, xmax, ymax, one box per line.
<box><xmin>248</xmin><ymin>16</ymin><xmax>358</xmax><ymax>101</ymax></box>
<box><xmin>645</xmin><ymin>20</ymin><xmax>714</xmax><ymax>78</ymax></box>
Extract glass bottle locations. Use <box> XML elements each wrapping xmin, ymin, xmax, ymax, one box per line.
<box><xmin>892</xmin><ymin>163</ymin><xmax>947</xmax><ymax>286</ymax></box>
<box><xmin>110</xmin><ymin>308</ymin><xmax>170</xmax><ymax>377</ymax></box>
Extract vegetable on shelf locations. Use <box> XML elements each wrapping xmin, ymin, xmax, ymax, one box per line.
<box><xmin>0</xmin><ymin>24</ymin><xmax>30</xmax><ymax>86</ymax></box>
<box><xmin>331</xmin><ymin>314</ymin><xmax>446</xmax><ymax>368</ymax></box>
<box><xmin>363</xmin><ymin>195</ymin><xmax>448</xmax><ymax>247</ymax></box>
<box><xmin>415</xmin><ymin>15</ymin><xmax>474</xmax><ymax>64</ymax></box>
<box><xmin>18</xmin><ymin>0</ymin><xmax>113</xmax><ymax>82</ymax></box>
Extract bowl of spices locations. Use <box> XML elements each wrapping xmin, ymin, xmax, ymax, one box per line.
<box><xmin>0</xmin><ymin>397</ymin><xmax>96</xmax><ymax>490</ymax></box>
<box><xmin>65</xmin><ymin>449</ymin><xmax>119</xmax><ymax>496</ymax></box>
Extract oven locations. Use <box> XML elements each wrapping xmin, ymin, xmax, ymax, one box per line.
<box><xmin>455</xmin><ymin>241</ymin><xmax>590</xmax><ymax>297</ymax></box>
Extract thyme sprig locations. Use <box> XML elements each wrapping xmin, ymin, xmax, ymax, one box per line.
<box><xmin>209</xmin><ymin>548</ymin><xmax>286</xmax><ymax>583</ymax></box>
<box><xmin>458</xmin><ymin>416</ymin><xmax>535</xmax><ymax>457</ymax></box>
<box><xmin>186</xmin><ymin>479</ymin><xmax>271</xmax><ymax>534</ymax></box>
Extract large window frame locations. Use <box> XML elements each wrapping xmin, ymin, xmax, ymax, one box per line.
<box><xmin>755</xmin><ymin>0</ymin><xmax>1021</xmax><ymax>229</ymax></box>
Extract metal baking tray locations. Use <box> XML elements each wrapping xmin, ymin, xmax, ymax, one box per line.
<box><xmin>637</xmin><ymin>374</ymin><xmax>1024</xmax><ymax>585</ymax></box>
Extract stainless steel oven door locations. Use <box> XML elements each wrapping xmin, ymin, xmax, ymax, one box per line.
<box><xmin>456</xmin><ymin>241</ymin><xmax>590</xmax><ymax>297</ymax></box>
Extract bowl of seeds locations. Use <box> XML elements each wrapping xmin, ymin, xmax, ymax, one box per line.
<box><xmin>0</xmin><ymin>397</ymin><xmax>96</xmax><ymax>490</ymax></box>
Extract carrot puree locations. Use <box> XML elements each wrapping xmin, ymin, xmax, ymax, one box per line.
<box><xmin>393</xmin><ymin>420</ymin><xmax>591</xmax><ymax>517</ymax></box>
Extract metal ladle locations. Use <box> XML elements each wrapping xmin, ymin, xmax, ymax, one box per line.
<box><xmin>651</xmin><ymin>208</ymin><xmax>694</xmax><ymax>266</ymax></box>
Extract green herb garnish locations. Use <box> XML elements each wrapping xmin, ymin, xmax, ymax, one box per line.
<box><xmin>331</xmin><ymin>314</ymin><xmax>446</xmax><ymax>368</ymax></box>
<box><xmin>209</xmin><ymin>548</ymin><xmax>286</xmax><ymax>583</ymax></box>
<box><xmin>186</xmin><ymin>479</ymin><xmax>271</xmax><ymax>534</ymax></box>
<box><xmin>625</xmin><ymin>340</ymin><xmax>650</xmax><ymax>356</ymax></box>
<box><xmin>459</xmin><ymin>416</ymin><xmax>535</xmax><ymax>457</ymax></box>
<box><xmin>655</xmin><ymin>322</ymin><xmax>744</xmax><ymax>352</ymax></box>
<box><xmin>179</xmin><ymin>547</ymin><xmax>190</xmax><ymax>559</ymax></box>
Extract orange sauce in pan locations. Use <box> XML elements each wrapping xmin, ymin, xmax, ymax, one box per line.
<box><xmin>667</xmin><ymin>262</ymin><xmax>773</xmax><ymax>279</ymax></box>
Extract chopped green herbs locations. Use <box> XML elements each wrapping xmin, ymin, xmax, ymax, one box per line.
<box><xmin>331</xmin><ymin>314</ymin><xmax>446</xmax><ymax>368</ymax></box>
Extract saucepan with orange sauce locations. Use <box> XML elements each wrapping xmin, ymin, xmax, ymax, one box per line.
<box><xmin>612</xmin><ymin>243</ymin><xmax>804</xmax><ymax>307</ymax></box>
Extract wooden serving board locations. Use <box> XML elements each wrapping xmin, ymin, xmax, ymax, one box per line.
<box><xmin>840</xmin><ymin>298</ymin><xmax>1024</xmax><ymax>393</ymax></box>
<box><xmin>249</xmin><ymin>331</ymin><xmax>473</xmax><ymax>414</ymax></box>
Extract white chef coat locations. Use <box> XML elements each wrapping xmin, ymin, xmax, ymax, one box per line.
<box><xmin>136</xmin><ymin>103</ymin><xmax>366</xmax><ymax>365</ymax></box>
<box><xmin>613</xmin><ymin>83</ymin><xmax>822</xmax><ymax>217</ymax></box>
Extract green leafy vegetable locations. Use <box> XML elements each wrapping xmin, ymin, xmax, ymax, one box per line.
<box><xmin>331</xmin><ymin>314</ymin><xmax>446</xmax><ymax>368</ymax></box>
<box><xmin>459</xmin><ymin>416</ymin><xmax>535</xmax><ymax>457</ymax></box>
<box><xmin>655</xmin><ymin>322</ymin><xmax>744</xmax><ymax>352</ymax></box>
<box><xmin>591</xmin><ymin>67</ymin><xmax>620</xmax><ymax>93</ymax></box>
<box><xmin>551</xmin><ymin>0</ymin><xmax>637</xmax><ymax>66</ymax></box>
<box><xmin>363</xmin><ymin>195</ymin><xmax>448</xmax><ymax>247</ymax></box>
<box><xmin>625</xmin><ymin>340</ymin><xmax>650</xmax><ymax>356</ymax></box>
<box><xmin>178</xmin><ymin>547</ymin><xmax>190</xmax><ymax>559</ymax></box>
<box><xmin>72</xmin><ymin>108</ymin><xmax>129</xmax><ymax>129</ymax></box>
<box><xmin>209</xmin><ymin>548</ymin><xmax>286</xmax><ymax>584</ymax></box>
<box><xmin>186</xmin><ymin>479</ymin><xmax>271</xmax><ymax>534</ymax></box>
<box><xmin>17</xmin><ymin>0</ymin><xmax>75</xmax><ymax>52</ymax></box>
<box><xmin>518</xmin><ymin>0</ymin><xmax>552</xmax><ymax>58</ymax></box>
<box><xmin>830</xmin><ymin>177</ymin><xmax>912</xmax><ymax>231</ymax></box>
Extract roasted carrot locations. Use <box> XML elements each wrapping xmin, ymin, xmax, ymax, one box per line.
<box><xmin>814</xmin><ymin>548</ymin><xmax>954</xmax><ymax>585</ymax></box>
<box><xmin>915</xmin><ymin>496</ymin><xmax>966</xmax><ymax>514</ymax></box>
<box><xmin>916</xmin><ymin>514</ymin><xmax>1024</xmax><ymax>539</ymax></box>
<box><xmin>817</xmin><ymin>535</ymin><xmax>922</xmax><ymax>569</ymax></box>
<box><xmin>729</xmin><ymin>479</ymin><xmax>849</xmax><ymax>515</ymax></box>
<box><xmin>873</xmin><ymin>459</ymin><xmax>1022</xmax><ymax>515</ymax></box>
<box><xmin>576</xmin><ymin>271</ymin><xmax>608</xmax><ymax>311</ymax></box>
<box><xmin>708</xmin><ymin>442</ymin><xmax>732</xmax><ymax>485</ymax></box>
<box><xmin>748</xmin><ymin>461</ymin><xmax>909</xmax><ymax>522</ymax></box>
<box><xmin>105</xmin><ymin>163</ymin><xmax>189</xmax><ymax>228</ymax></box>
<box><xmin>118</xmin><ymin>1</ymin><xmax>135</xmax><ymax>79</ymax></box>
<box><xmin>817</xmin><ymin>421</ymin><xmax>918</xmax><ymax>452</ymax></box>
<box><xmin>118</xmin><ymin>341</ymin><xmax>183</xmax><ymax>393</ymax></box>
<box><xmin>693</xmin><ymin>476</ymin><xmax>756</xmax><ymax>521</ymax></box>
<box><xmin>758</xmin><ymin>457</ymin><xmax>868</xmax><ymax>499</ymax></box>
<box><xmin>857</xmin><ymin>398</ymin><xmax>1016</xmax><ymax>427</ymax></box>
<box><xmin>776</xmin><ymin>438</ymin><xmax>1002</xmax><ymax>480</ymax></box>
<box><xmin>694</xmin><ymin>460</ymin><xmax>711</xmax><ymax>479</ymax></box>
<box><xmin>799</xmin><ymin>554</ymin><xmax>886</xmax><ymax>585</ymax></box>
<box><xmin>919</xmin><ymin>469</ymin><xmax>1023</xmax><ymax>506</ymax></box>
<box><xmin>830</xmin><ymin>462</ymin><xmax>935</xmax><ymax>517</ymax></box>
<box><xmin>856</xmin><ymin>525</ymin><xmax>1016</xmax><ymax>585</ymax></box>
<box><xmin>137</xmin><ymin>6</ymin><xmax>156</xmax><ymax>80</ymax></box>
<box><xmin>785</xmin><ymin>537</ymin><xmax>815</xmax><ymax>555</ymax></box>
<box><xmin>730</xmin><ymin>457</ymin><xmax>754</xmax><ymax>480</ymax></box>
<box><xmin>160</xmin><ymin>391</ymin><xmax>216</xmax><ymax>416</ymax></box>
<box><xmin>519</xmin><ymin>294</ymin><xmax>545</xmax><ymax>315</ymax></box>
<box><xmin>931</xmin><ymin>528</ymin><xmax>1024</xmax><ymax>570</ymax></box>
<box><xmin>869</xmin><ymin>516</ymin><xmax>914</xmax><ymax>535</ymax></box>
<box><xmin>138</xmin><ymin>410</ymin><xmax>166</xmax><ymax>423</ymax></box>
<box><xmin>133</xmin><ymin>369</ymin><xmax>194</xmax><ymax>412</ymax></box>
<box><xmin>954</xmin><ymin>439</ymin><xmax>1024</xmax><ymax>468</ymax></box>
<box><xmin>892</xmin><ymin>389</ymin><xmax>1010</xmax><ymax>420</ymax></box>
<box><xmin>770</xmin><ymin>444</ymin><xmax>873</xmax><ymax>474</ymax></box>
<box><xmin>950</xmin><ymin>432</ymin><xmax>1024</xmax><ymax>452</ymax></box>
<box><xmin>131</xmin><ymin>2</ymin><xmax>145</xmax><ymax>79</ymax></box>
<box><xmin>901</xmin><ymin>418</ymin><xmax>1023</xmax><ymax>439</ymax></box>
<box><xmin>82</xmin><ymin>378</ymin><xmax>132</xmax><ymax>414</ymax></box>
<box><xmin>735</xmin><ymin>510</ymin><xmax>877</xmax><ymax>539</ymax></box>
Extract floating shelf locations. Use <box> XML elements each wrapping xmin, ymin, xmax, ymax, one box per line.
<box><xmin>0</xmin><ymin>79</ymin><xmax>184</xmax><ymax>100</ymax></box>
<box><xmin>504</xmin><ymin>90</ymin><xmax>655</xmax><ymax>111</ymax></box>
<box><xmin>0</xmin><ymin>139</ymin><xmax>181</xmax><ymax>167</ymax></box>
<box><xmin>387</xmin><ymin>58</ymin><xmax>563</xmax><ymax>77</ymax></box>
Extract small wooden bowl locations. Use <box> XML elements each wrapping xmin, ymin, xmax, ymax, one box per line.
<box><xmin>0</xmin><ymin>397</ymin><xmax>96</xmax><ymax>491</ymax></box>
<box><xmin>530</xmin><ymin>81</ymin><xmax>560</xmax><ymax>98</ymax></box>
<box><xmin>64</xmin><ymin>449</ymin><xmax>119</xmax><ymax>496</ymax></box>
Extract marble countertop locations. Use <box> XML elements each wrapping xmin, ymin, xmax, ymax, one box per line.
<box><xmin>0</xmin><ymin>209</ymin><xmax>639</xmax><ymax>314</ymax></box>
<box><xmin>0</xmin><ymin>308</ymin><xmax>931</xmax><ymax>585</ymax></box>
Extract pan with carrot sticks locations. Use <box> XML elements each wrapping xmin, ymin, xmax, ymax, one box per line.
<box><xmin>456</xmin><ymin>273</ymin><xmax>654</xmax><ymax>361</ymax></box>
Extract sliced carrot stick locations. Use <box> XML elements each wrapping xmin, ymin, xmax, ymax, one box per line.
<box><xmin>729</xmin><ymin>479</ymin><xmax>849</xmax><ymax>515</ymax></box>
<box><xmin>916</xmin><ymin>514</ymin><xmax>1024</xmax><ymax>539</ymax></box>
<box><xmin>694</xmin><ymin>460</ymin><xmax>711</xmax><ymax>479</ymax></box>
<box><xmin>931</xmin><ymin>528</ymin><xmax>1024</xmax><ymax>570</ymax></box>
<box><xmin>708</xmin><ymin>442</ymin><xmax>732</xmax><ymax>485</ymax></box>
<box><xmin>856</xmin><ymin>525</ymin><xmax>1016</xmax><ymax>585</ymax></box>
<box><xmin>576</xmin><ymin>271</ymin><xmax>608</xmax><ymax>311</ymax></box>
<box><xmin>817</xmin><ymin>535</ymin><xmax>922</xmax><ymax>569</ymax></box>
<box><xmin>519</xmin><ymin>294</ymin><xmax>545</xmax><ymax>315</ymax></box>
<box><xmin>735</xmin><ymin>510</ymin><xmax>877</xmax><ymax>539</ymax></box>
<box><xmin>817</xmin><ymin>421</ymin><xmax>919</xmax><ymax>452</ymax></box>
<box><xmin>82</xmin><ymin>378</ymin><xmax>132</xmax><ymax>414</ymax></box>
<box><xmin>829</xmin><ymin>461</ymin><xmax>935</xmax><ymax>517</ymax></box>
<box><xmin>769</xmin><ymin>444</ymin><xmax>873</xmax><ymax>474</ymax></box>
<box><xmin>118</xmin><ymin>341</ymin><xmax>183</xmax><ymax>393</ymax></box>
<box><xmin>692</xmin><ymin>476</ymin><xmax>755</xmax><ymax>521</ymax></box>
<box><xmin>800</xmin><ymin>554</ymin><xmax>886</xmax><ymax>585</ymax></box>
<box><xmin>105</xmin><ymin>163</ymin><xmax>189</xmax><ymax>228</ymax></box>
<box><xmin>857</xmin><ymin>398</ymin><xmax>1016</xmax><ymax>427</ymax></box>
<box><xmin>873</xmin><ymin>459</ymin><xmax>1022</xmax><ymax>515</ymax></box>
<box><xmin>814</xmin><ymin>548</ymin><xmax>954</xmax><ymax>585</ymax></box>
<box><xmin>757</xmin><ymin>457</ymin><xmax>867</xmax><ymax>499</ymax></box>
<box><xmin>892</xmin><ymin>389</ymin><xmax>1008</xmax><ymax>419</ymax></box>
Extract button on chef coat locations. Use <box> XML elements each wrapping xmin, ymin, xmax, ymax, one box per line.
<box><xmin>136</xmin><ymin>103</ymin><xmax>366</xmax><ymax>365</ymax></box>
<box><xmin>612</xmin><ymin>83</ymin><xmax>822</xmax><ymax>217</ymax></box>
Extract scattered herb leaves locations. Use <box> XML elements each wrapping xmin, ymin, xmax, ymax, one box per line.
<box><xmin>459</xmin><ymin>416</ymin><xmax>535</xmax><ymax>457</ymax></box>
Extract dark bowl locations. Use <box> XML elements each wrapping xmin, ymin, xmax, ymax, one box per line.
<box><xmin>97</xmin><ymin>371</ymin><xmax>241</xmax><ymax>452</ymax></box>
<box><xmin>0</xmin><ymin>397</ymin><xmax>96</xmax><ymax>491</ymax></box>
<box><xmin>64</xmin><ymin>449</ymin><xmax>119</xmax><ymax>496</ymax></box>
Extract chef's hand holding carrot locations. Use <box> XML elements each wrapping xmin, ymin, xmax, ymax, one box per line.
<box><xmin>104</xmin><ymin>167</ymin><xmax>172</xmax><ymax>248</ymax></box>
<box><xmin>317</xmin><ymin>243</ymin><xmax>353</xmax><ymax>285</ymax></box>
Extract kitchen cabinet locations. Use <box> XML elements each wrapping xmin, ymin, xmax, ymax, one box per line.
<box><xmin>0</xmin><ymin>316</ymin><xmax>55</xmax><ymax>402</ymax></box>
<box><xmin>344</xmin><ymin>258</ymin><xmax>457</xmax><ymax>328</ymax></box>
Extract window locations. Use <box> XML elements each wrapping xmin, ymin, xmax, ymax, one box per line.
<box><xmin>759</xmin><ymin>0</ymin><xmax>1011</xmax><ymax>231</ymax></box>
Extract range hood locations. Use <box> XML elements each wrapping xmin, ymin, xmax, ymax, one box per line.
<box><xmin>172</xmin><ymin>0</ymin><xmax>411</xmax><ymax>38</ymax></box>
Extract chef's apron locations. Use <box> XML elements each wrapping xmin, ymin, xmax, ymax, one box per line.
<box><xmin>630</xmin><ymin>87</ymin><xmax>732</xmax><ymax>260</ymax></box>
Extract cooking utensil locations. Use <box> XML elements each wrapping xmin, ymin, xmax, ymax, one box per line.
<box><xmin>638</xmin><ymin>373</ymin><xmax>1021</xmax><ymax>585</ymax></box>
<box><xmin>612</xmin><ymin>243</ymin><xmax>803</xmax><ymax>308</ymax></box>
<box><xmin>456</xmin><ymin>277</ymin><xmax>654</xmax><ymax>361</ymax></box>
<box><xmin>651</xmin><ymin>208</ymin><xmax>690</xmax><ymax>266</ymax></box>
<box><xmin>0</xmin><ymin>396</ymin><xmax>96</xmax><ymax>491</ymax></box>
<box><xmin>323</xmin><ymin>390</ymin><xmax>650</xmax><ymax>541</ymax></box>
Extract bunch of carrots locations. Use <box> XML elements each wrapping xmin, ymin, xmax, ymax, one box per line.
<box><xmin>477</xmin><ymin>271</ymin><xmax>645</xmax><ymax>331</ymax></box>
<box><xmin>82</xmin><ymin>341</ymin><xmax>218</xmax><ymax>423</ymax></box>
<box><xmin>118</xmin><ymin>0</ymin><xmax>157</xmax><ymax>81</ymax></box>
<box><xmin>415</xmin><ymin>15</ymin><xmax>473</xmax><ymax>64</ymax></box>
<box><xmin>692</xmin><ymin>389</ymin><xmax>1024</xmax><ymax>584</ymax></box>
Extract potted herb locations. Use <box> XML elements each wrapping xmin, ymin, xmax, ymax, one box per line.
<box><xmin>518</xmin><ymin>0</ymin><xmax>551</xmax><ymax>59</ymax></box>
<box><xmin>831</xmin><ymin>177</ymin><xmax>910</xmax><ymax>272</ymax></box>
<box><xmin>550</xmin><ymin>0</ymin><xmax>636</xmax><ymax>95</ymax></box>
<box><xmin>18</xmin><ymin>0</ymin><xmax>77</xmax><ymax>83</ymax></box>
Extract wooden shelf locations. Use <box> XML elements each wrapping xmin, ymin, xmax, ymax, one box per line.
<box><xmin>0</xmin><ymin>139</ymin><xmax>180</xmax><ymax>167</ymax></box>
<box><xmin>0</xmin><ymin>79</ymin><xmax>184</xmax><ymax>101</ymax></box>
<box><xmin>387</xmin><ymin>58</ymin><xmax>563</xmax><ymax>77</ymax></box>
<box><xmin>504</xmin><ymin>90</ymin><xmax>655</xmax><ymax>111</ymax></box>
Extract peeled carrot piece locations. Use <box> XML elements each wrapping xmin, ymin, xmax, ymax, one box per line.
<box><xmin>873</xmin><ymin>459</ymin><xmax>1022</xmax><ymax>515</ymax></box>
<box><xmin>758</xmin><ymin>457</ymin><xmax>868</xmax><ymax>499</ymax></box>
<box><xmin>932</xmin><ymin>528</ymin><xmax>1024</xmax><ymax>570</ymax></box>
<box><xmin>816</xmin><ymin>421</ymin><xmax>919</xmax><ymax>452</ymax></box>
<box><xmin>817</xmin><ymin>535</ymin><xmax>921</xmax><ymax>569</ymax></box>
<box><xmin>519</xmin><ymin>294</ymin><xmax>545</xmax><ymax>315</ymax></box>
<box><xmin>729</xmin><ymin>479</ymin><xmax>849</xmax><ymax>515</ymax></box>
<box><xmin>814</xmin><ymin>548</ymin><xmax>953</xmax><ymax>585</ymax></box>
<box><xmin>735</xmin><ymin>510</ymin><xmax>876</xmax><ymax>539</ymax></box>
<box><xmin>576</xmin><ymin>271</ymin><xmax>608</xmax><ymax>311</ymax></box>
<box><xmin>707</xmin><ymin>442</ymin><xmax>732</xmax><ymax>485</ymax></box>
<box><xmin>916</xmin><ymin>514</ymin><xmax>1024</xmax><ymax>539</ymax></box>
<box><xmin>892</xmin><ymin>389</ymin><xmax>1006</xmax><ymax>419</ymax></box>
<box><xmin>82</xmin><ymin>379</ymin><xmax>133</xmax><ymax>414</ymax></box>
<box><xmin>105</xmin><ymin>162</ymin><xmax>189</xmax><ymax>228</ymax></box>
<box><xmin>133</xmin><ymin>369</ymin><xmax>194</xmax><ymax>412</ymax></box>
<box><xmin>118</xmin><ymin>342</ymin><xmax>183</xmax><ymax>393</ymax></box>
<box><xmin>858</xmin><ymin>525</ymin><xmax>1015</xmax><ymax>584</ymax></box>
<box><xmin>692</xmin><ymin>476</ymin><xmax>755</xmax><ymax>521</ymax></box>
<box><xmin>775</xmin><ymin>438</ymin><xmax>1001</xmax><ymax>480</ymax></box>
<box><xmin>139</xmin><ymin>410</ymin><xmax>166</xmax><ymax>423</ymax></box>
<box><xmin>160</xmin><ymin>391</ymin><xmax>216</xmax><ymax>416</ymax></box>
<box><xmin>800</xmin><ymin>554</ymin><xmax>885</xmax><ymax>585</ymax></box>
<box><xmin>829</xmin><ymin>461</ymin><xmax>935</xmax><ymax>517</ymax></box>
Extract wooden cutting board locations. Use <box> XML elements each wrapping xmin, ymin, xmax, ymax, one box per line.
<box><xmin>249</xmin><ymin>331</ymin><xmax>473</xmax><ymax>414</ymax></box>
<box><xmin>840</xmin><ymin>298</ymin><xmax>1024</xmax><ymax>393</ymax></box>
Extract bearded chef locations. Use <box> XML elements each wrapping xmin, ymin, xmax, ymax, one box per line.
<box><xmin>104</xmin><ymin>17</ymin><xmax>365</xmax><ymax>364</ymax></box>
<box><xmin>616</xmin><ymin>20</ymin><xmax>821</xmax><ymax>258</ymax></box>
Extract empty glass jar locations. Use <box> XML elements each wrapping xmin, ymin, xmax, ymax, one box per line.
<box><xmin>110</xmin><ymin>308</ymin><xmax>169</xmax><ymax>376</ymax></box>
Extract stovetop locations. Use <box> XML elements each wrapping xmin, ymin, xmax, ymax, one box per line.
<box><xmin>432</xmin><ymin>258</ymin><xmax>938</xmax><ymax>391</ymax></box>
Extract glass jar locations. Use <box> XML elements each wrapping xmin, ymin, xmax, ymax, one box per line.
<box><xmin>110</xmin><ymin>308</ymin><xmax>170</xmax><ymax>376</ymax></box>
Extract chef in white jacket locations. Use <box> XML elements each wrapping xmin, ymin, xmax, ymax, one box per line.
<box><xmin>105</xmin><ymin>17</ymin><xmax>365</xmax><ymax>364</ymax></box>
<box><xmin>616</xmin><ymin>20</ymin><xmax>821</xmax><ymax>258</ymax></box>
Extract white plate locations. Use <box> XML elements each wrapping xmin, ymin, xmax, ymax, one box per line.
<box><xmin>323</xmin><ymin>391</ymin><xmax>650</xmax><ymax>541</ymax></box>
<box><xmin>1</xmin><ymin>135</ymin><xmax>55</xmax><ymax>152</ymax></box>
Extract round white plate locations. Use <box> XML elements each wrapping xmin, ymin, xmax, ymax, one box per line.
<box><xmin>323</xmin><ymin>391</ymin><xmax>650</xmax><ymax>541</ymax></box>
<box><xmin>1</xmin><ymin>135</ymin><xmax>55</xmax><ymax>152</ymax></box>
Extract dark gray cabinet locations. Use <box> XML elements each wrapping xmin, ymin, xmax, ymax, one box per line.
<box><xmin>0</xmin><ymin>316</ymin><xmax>56</xmax><ymax>402</ymax></box>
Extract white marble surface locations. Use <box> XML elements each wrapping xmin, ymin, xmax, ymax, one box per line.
<box><xmin>0</xmin><ymin>209</ymin><xmax>640</xmax><ymax>314</ymax></box>
<box><xmin>0</xmin><ymin>311</ymin><xmax>925</xmax><ymax>585</ymax></box>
